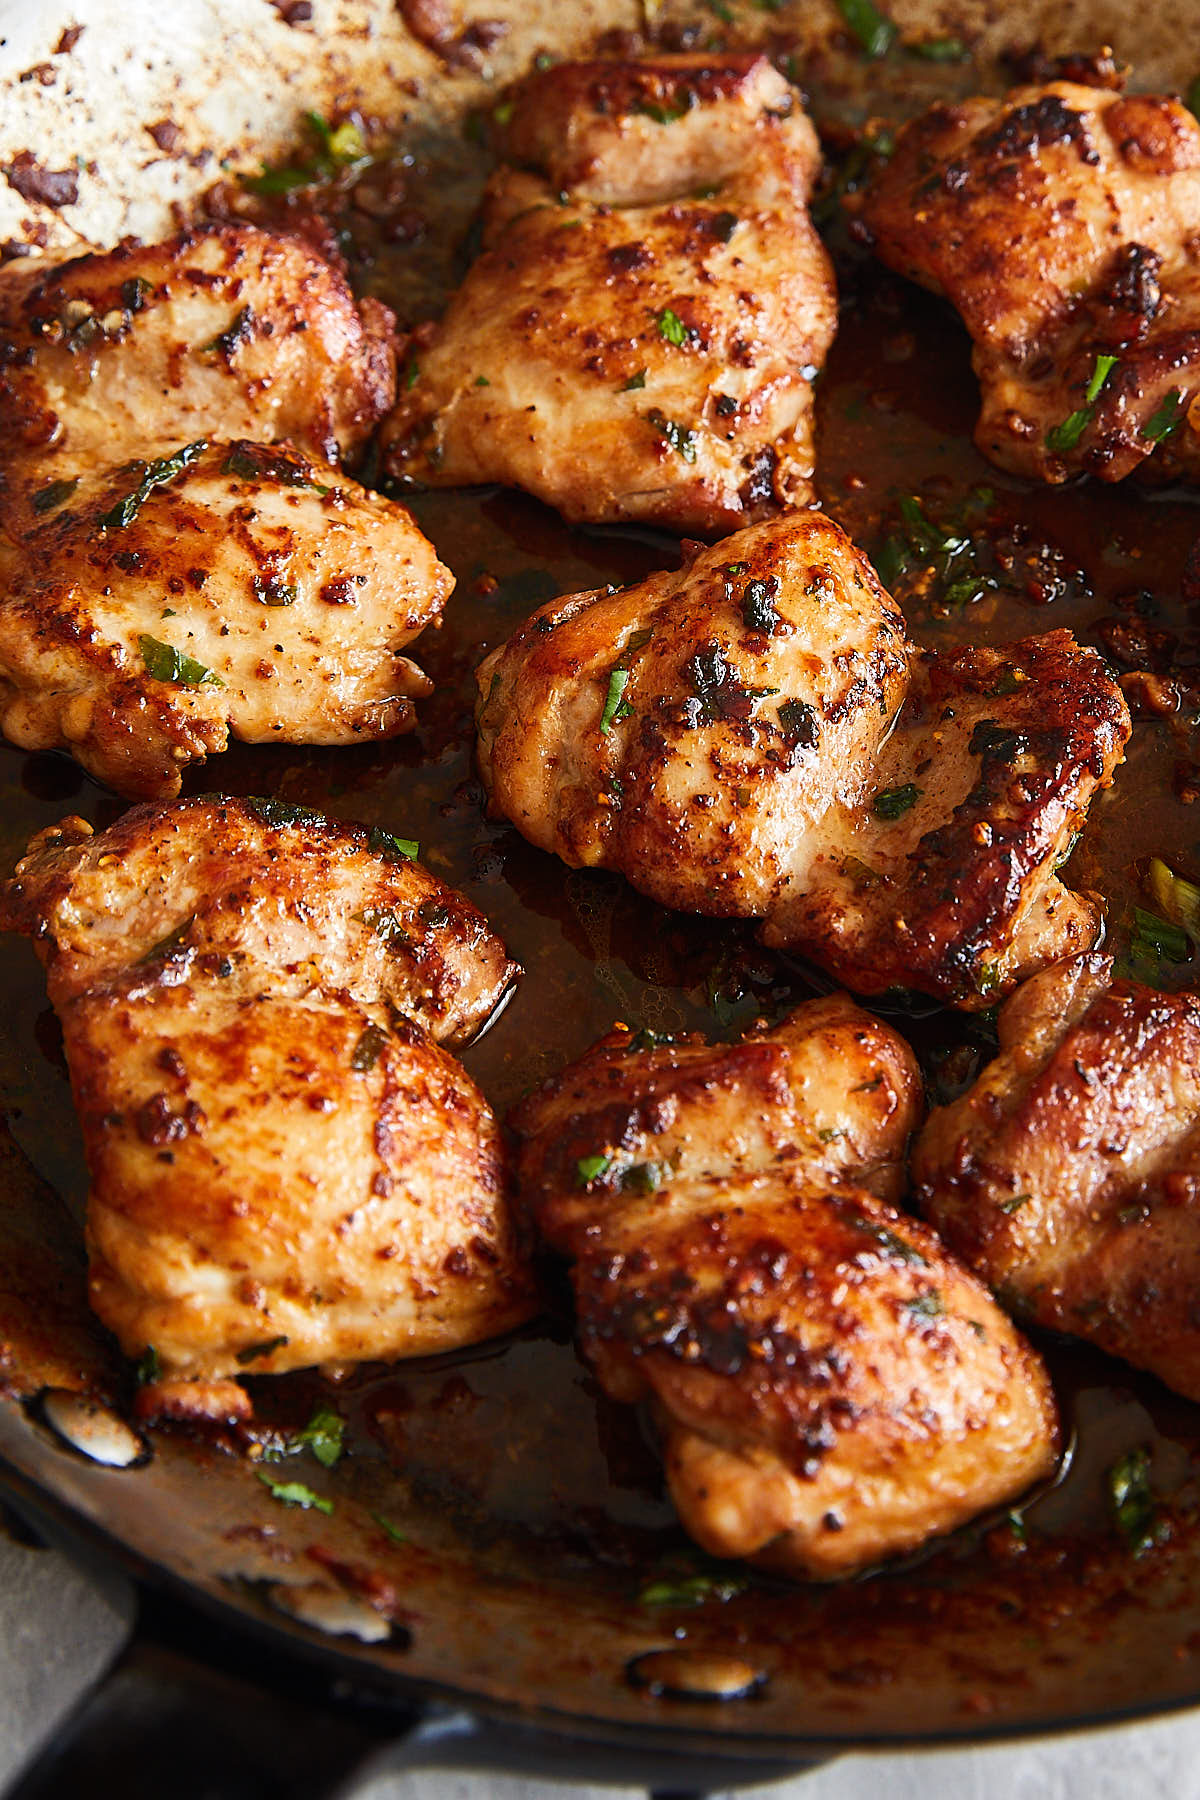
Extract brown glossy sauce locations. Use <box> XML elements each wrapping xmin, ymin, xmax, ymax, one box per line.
<box><xmin>6</xmin><ymin>44</ymin><xmax>1200</xmax><ymax>1710</ymax></box>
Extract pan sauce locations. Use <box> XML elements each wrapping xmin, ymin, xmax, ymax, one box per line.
<box><xmin>7</xmin><ymin>21</ymin><xmax>1200</xmax><ymax>1740</ymax></box>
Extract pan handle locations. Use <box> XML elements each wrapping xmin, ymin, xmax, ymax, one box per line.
<box><xmin>5</xmin><ymin>1585</ymin><xmax>826</xmax><ymax>1800</ymax></box>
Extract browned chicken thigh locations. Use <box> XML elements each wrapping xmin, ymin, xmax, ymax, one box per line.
<box><xmin>477</xmin><ymin>513</ymin><xmax>1129</xmax><ymax>1008</ymax></box>
<box><xmin>914</xmin><ymin>954</ymin><xmax>1200</xmax><ymax>1402</ymax></box>
<box><xmin>855</xmin><ymin>81</ymin><xmax>1200</xmax><ymax>485</ymax></box>
<box><xmin>0</xmin><ymin>798</ymin><xmax>535</xmax><ymax>1414</ymax></box>
<box><xmin>381</xmin><ymin>54</ymin><xmax>837</xmax><ymax>533</ymax></box>
<box><xmin>0</xmin><ymin>225</ymin><xmax>453</xmax><ymax>795</ymax></box>
<box><xmin>511</xmin><ymin>995</ymin><xmax>1059</xmax><ymax>1579</ymax></box>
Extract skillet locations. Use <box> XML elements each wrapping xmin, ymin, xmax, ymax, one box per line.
<box><xmin>6</xmin><ymin>1</ymin><xmax>1200</xmax><ymax>1792</ymax></box>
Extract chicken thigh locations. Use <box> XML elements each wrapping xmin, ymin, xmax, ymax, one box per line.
<box><xmin>0</xmin><ymin>797</ymin><xmax>534</xmax><ymax>1414</ymax></box>
<box><xmin>855</xmin><ymin>81</ymin><xmax>1200</xmax><ymax>485</ymax></box>
<box><xmin>0</xmin><ymin>225</ymin><xmax>453</xmax><ymax>795</ymax></box>
<box><xmin>476</xmin><ymin>513</ymin><xmax>1129</xmax><ymax>1008</ymax></box>
<box><xmin>381</xmin><ymin>54</ymin><xmax>837</xmax><ymax>533</ymax></box>
<box><xmin>914</xmin><ymin>953</ymin><xmax>1200</xmax><ymax>1401</ymax></box>
<box><xmin>510</xmin><ymin>995</ymin><xmax>1059</xmax><ymax>1579</ymax></box>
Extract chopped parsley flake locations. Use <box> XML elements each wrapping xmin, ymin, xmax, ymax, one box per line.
<box><xmin>1046</xmin><ymin>354</ymin><xmax>1119</xmax><ymax>452</ymax></box>
<box><xmin>657</xmin><ymin>307</ymin><xmax>689</xmax><ymax>347</ymax></box>
<box><xmin>620</xmin><ymin>368</ymin><xmax>647</xmax><ymax>391</ymax></box>
<box><xmin>905</xmin><ymin>1290</ymin><xmax>945</xmax><ymax>1319</ymax></box>
<box><xmin>32</xmin><ymin>477</ymin><xmax>79</xmax><ymax>514</ymax></box>
<box><xmin>291</xmin><ymin>1403</ymin><xmax>345</xmax><ymax>1469</ymax></box>
<box><xmin>138</xmin><ymin>634</ymin><xmax>223</xmax><ymax>689</ymax></box>
<box><xmin>101</xmin><ymin>440</ymin><xmax>208</xmax><ymax>528</ymax></box>
<box><xmin>872</xmin><ymin>782</ymin><xmax>921</xmax><ymax>820</ymax></box>
<box><xmin>835</xmin><ymin>0</ymin><xmax>897</xmax><ymax>58</ymax></box>
<box><xmin>1107</xmin><ymin>1446</ymin><xmax>1169</xmax><ymax>1557</ymax></box>
<box><xmin>998</xmin><ymin>1192</ymin><xmax>1032</xmax><ymax>1215</ymax></box>
<box><xmin>257</xmin><ymin>1470</ymin><xmax>334</xmax><ymax>1515</ymax></box>
<box><xmin>576</xmin><ymin>1152</ymin><xmax>612</xmax><ymax>1185</ymax></box>
<box><xmin>599</xmin><ymin>666</ymin><xmax>634</xmax><ymax>735</ymax></box>
<box><xmin>367</xmin><ymin>826</ymin><xmax>419</xmax><ymax>863</ymax></box>
<box><xmin>351</xmin><ymin>1023</ymin><xmax>389</xmax><ymax>1072</ymax></box>
<box><xmin>236</xmin><ymin>1335</ymin><xmax>289</xmax><ymax>1365</ymax></box>
<box><xmin>134</xmin><ymin>1346</ymin><xmax>161</xmax><ymax>1385</ymax></box>
<box><xmin>1143</xmin><ymin>389</ymin><xmax>1185</xmax><ymax>444</ymax></box>
<box><xmin>372</xmin><ymin>1513</ymin><xmax>408</xmax><ymax>1544</ymax></box>
<box><xmin>646</xmin><ymin>408</ymin><xmax>698</xmax><ymax>462</ymax></box>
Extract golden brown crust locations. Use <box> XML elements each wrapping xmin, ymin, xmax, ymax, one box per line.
<box><xmin>477</xmin><ymin>514</ymin><xmax>1129</xmax><ymax>1009</ymax></box>
<box><xmin>381</xmin><ymin>54</ymin><xmax>835</xmax><ymax>533</ymax></box>
<box><xmin>855</xmin><ymin>83</ymin><xmax>1200</xmax><ymax>485</ymax></box>
<box><xmin>511</xmin><ymin>998</ymin><xmax>1059</xmax><ymax>1579</ymax></box>
<box><xmin>914</xmin><ymin>955</ymin><xmax>1200</xmax><ymax>1399</ymax></box>
<box><xmin>1</xmin><ymin>797</ymin><xmax>534</xmax><ymax>1382</ymax></box>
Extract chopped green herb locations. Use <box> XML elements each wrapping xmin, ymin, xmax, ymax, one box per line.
<box><xmin>634</xmin><ymin>89</ymin><xmax>697</xmax><ymax>126</ymax></box>
<box><xmin>138</xmin><ymin>634</ymin><xmax>224</xmax><ymax>689</ymax></box>
<box><xmin>909</xmin><ymin>34</ymin><xmax>967</xmax><ymax>59</ymax></box>
<box><xmin>417</xmin><ymin>899</ymin><xmax>450</xmax><ymax>928</ymax></box>
<box><xmin>706</xmin><ymin>0</ymin><xmax>734</xmax><ymax>18</ymax></box>
<box><xmin>257</xmin><ymin>1470</ymin><xmax>334</xmax><ymax>1515</ymax></box>
<box><xmin>101</xmin><ymin>440</ymin><xmax>207</xmax><ymax>528</ymax></box>
<box><xmin>657</xmin><ymin>307</ymin><xmax>689</xmax><ymax>347</ymax></box>
<box><xmin>253</xmin><ymin>576</ymin><xmax>298</xmax><ymax>608</ymax></box>
<box><xmin>236</xmin><ymin>1335</ymin><xmax>289</xmax><ymax>1366</ymax></box>
<box><xmin>367</xmin><ymin>827</ymin><xmax>419</xmax><ymax>863</ymax></box>
<box><xmin>599</xmin><ymin>666</ymin><xmax>633</xmax><ymax>735</ymax></box>
<box><xmin>1187</xmin><ymin>77</ymin><xmax>1200</xmax><ymax>122</ymax></box>
<box><xmin>351</xmin><ymin>1023</ymin><xmax>389</xmax><ymax>1072</ymax></box>
<box><xmin>355</xmin><ymin>906</ymin><xmax>408</xmax><ymax>944</ymax></box>
<box><xmin>872</xmin><ymin>783</ymin><xmax>921</xmax><ymax>820</ymax></box>
<box><xmin>1129</xmin><ymin>905</ymin><xmax>1191</xmax><ymax>968</ymax></box>
<box><xmin>638</xmin><ymin>1570</ymin><xmax>746</xmax><ymax>1607</ymax></box>
<box><xmin>778</xmin><ymin>698</ymin><xmax>818</xmax><ymax>746</ymax></box>
<box><xmin>474</xmin><ymin>373</ymin><xmax>490</xmax><ymax>386</ymax></box>
<box><xmin>134</xmin><ymin>1346</ymin><xmax>161</xmax><ymax>1385</ymax></box>
<box><xmin>372</xmin><ymin>1513</ymin><xmax>408</xmax><ymax>1544</ymax></box>
<box><xmin>222</xmin><ymin>442</ymin><xmax>324</xmax><ymax>490</ymax></box>
<box><xmin>243</xmin><ymin>796</ymin><xmax>326</xmax><ymax>829</ymax></box>
<box><xmin>1145</xmin><ymin>857</ymin><xmax>1200</xmax><ymax>944</ymax></box>
<box><xmin>989</xmin><ymin>667</ymin><xmax>1026</xmax><ymax>696</ymax></box>
<box><xmin>835</xmin><ymin>0</ymin><xmax>896</xmax><ymax>57</ymax></box>
<box><xmin>621</xmin><ymin>1161</ymin><xmax>662</xmax><ymax>1195</ymax></box>
<box><xmin>851</xmin><ymin>1217</ymin><xmax>928</xmax><ymax>1265</ymax></box>
<box><xmin>576</xmin><ymin>1152</ymin><xmax>612</xmax><ymax>1185</ymax></box>
<box><xmin>842</xmin><ymin>855</ymin><xmax>885</xmax><ymax>888</ymax></box>
<box><xmin>203</xmin><ymin>304</ymin><xmax>254</xmax><ymax>357</ymax></box>
<box><xmin>740</xmin><ymin>576</ymin><xmax>780</xmax><ymax>633</ymax></box>
<box><xmin>244</xmin><ymin>110</ymin><xmax>369</xmax><ymax>196</ymax></box>
<box><xmin>492</xmin><ymin>99</ymin><xmax>515</xmax><ymax>127</ymax></box>
<box><xmin>405</xmin><ymin>360</ymin><xmax>419</xmax><ymax>390</ymax></box>
<box><xmin>291</xmin><ymin>1403</ymin><xmax>344</xmax><ymax>1469</ymax></box>
<box><xmin>646</xmin><ymin>408</ymin><xmax>698</xmax><ymax>462</ymax></box>
<box><xmin>817</xmin><ymin>1127</ymin><xmax>842</xmax><ymax>1144</ymax></box>
<box><xmin>724</xmin><ymin>561</ymin><xmax>748</xmax><ymax>576</ymax></box>
<box><xmin>1143</xmin><ymin>389</ymin><xmax>1184</xmax><ymax>444</ymax></box>
<box><xmin>998</xmin><ymin>1192</ymin><xmax>1032</xmax><ymax>1215</ymax></box>
<box><xmin>32</xmin><ymin>477</ymin><xmax>79</xmax><ymax>514</ymax></box>
<box><xmin>620</xmin><ymin>368</ymin><xmax>647</xmax><ymax>392</ymax></box>
<box><xmin>1047</xmin><ymin>354</ymin><xmax>1119</xmax><ymax>452</ymax></box>
<box><xmin>1107</xmin><ymin>1446</ymin><xmax>1169</xmax><ymax>1557</ymax></box>
<box><xmin>905</xmin><ymin>1290</ymin><xmax>944</xmax><ymax>1319</ymax></box>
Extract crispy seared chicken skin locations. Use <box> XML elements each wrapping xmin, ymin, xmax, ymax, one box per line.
<box><xmin>0</xmin><ymin>225</ymin><xmax>453</xmax><ymax>796</ymax></box>
<box><xmin>510</xmin><ymin>995</ymin><xmax>1059</xmax><ymax>1579</ymax></box>
<box><xmin>381</xmin><ymin>54</ymin><xmax>836</xmax><ymax>533</ymax></box>
<box><xmin>0</xmin><ymin>797</ymin><xmax>534</xmax><ymax>1413</ymax></box>
<box><xmin>855</xmin><ymin>81</ymin><xmax>1200</xmax><ymax>485</ymax></box>
<box><xmin>477</xmin><ymin>512</ymin><xmax>1129</xmax><ymax>1008</ymax></box>
<box><xmin>914</xmin><ymin>954</ymin><xmax>1200</xmax><ymax>1401</ymax></box>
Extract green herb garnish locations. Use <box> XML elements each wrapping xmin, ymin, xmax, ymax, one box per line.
<box><xmin>244</xmin><ymin>110</ymin><xmax>369</xmax><ymax>196</ymax></box>
<box><xmin>872</xmin><ymin>783</ymin><xmax>921</xmax><ymax>820</ymax></box>
<box><xmin>835</xmin><ymin>0</ymin><xmax>896</xmax><ymax>57</ymax></box>
<box><xmin>1046</xmin><ymin>354</ymin><xmax>1119</xmax><ymax>452</ymax></box>
<box><xmin>1107</xmin><ymin>1446</ymin><xmax>1169</xmax><ymax>1557</ymax></box>
<box><xmin>367</xmin><ymin>827</ymin><xmax>419</xmax><ymax>863</ymax></box>
<box><xmin>257</xmin><ymin>1470</ymin><xmax>334</xmax><ymax>1514</ymax></box>
<box><xmin>998</xmin><ymin>1192</ymin><xmax>1032</xmax><ymax>1215</ymax></box>
<box><xmin>236</xmin><ymin>1335</ymin><xmax>289</xmax><ymax>1366</ymax></box>
<box><xmin>646</xmin><ymin>409</ymin><xmax>697</xmax><ymax>462</ymax></box>
<box><xmin>599</xmin><ymin>666</ymin><xmax>633</xmax><ymax>735</ymax></box>
<box><xmin>134</xmin><ymin>1346</ymin><xmax>161</xmax><ymax>1385</ymax></box>
<box><xmin>372</xmin><ymin>1513</ymin><xmax>408</xmax><ymax>1544</ymax></box>
<box><xmin>101</xmin><ymin>440</ymin><xmax>207</xmax><ymax>528</ymax></box>
<box><xmin>909</xmin><ymin>34</ymin><xmax>967</xmax><ymax>59</ymax></box>
<box><xmin>620</xmin><ymin>368</ymin><xmax>647</xmax><ymax>391</ymax></box>
<box><xmin>576</xmin><ymin>1152</ymin><xmax>612</xmax><ymax>1185</ymax></box>
<box><xmin>850</xmin><ymin>1217</ymin><xmax>928</xmax><ymax>1265</ymax></box>
<box><xmin>657</xmin><ymin>307</ymin><xmax>689</xmax><ymax>346</ymax></box>
<box><xmin>291</xmin><ymin>1403</ymin><xmax>344</xmax><ymax>1469</ymax></box>
<box><xmin>1143</xmin><ymin>389</ymin><xmax>1184</xmax><ymax>444</ymax></box>
<box><xmin>32</xmin><ymin>477</ymin><xmax>79</xmax><ymax>514</ymax></box>
<box><xmin>351</xmin><ymin>1023</ymin><xmax>389</xmax><ymax>1072</ymax></box>
<box><xmin>138</xmin><ymin>634</ymin><xmax>224</xmax><ymax>688</ymax></box>
<box><xmin>638</xmin><ymin>1570</ymin><xmax>746</xmax><ymax>1608</ymax></box>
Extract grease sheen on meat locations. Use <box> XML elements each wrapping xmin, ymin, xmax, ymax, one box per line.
<box><xmin>0</xmin><ymin>224</ymin><xmax>453</xmax><ymax>796</ymax></box>
<box><xmin>0</xmin><ymin>798</ymin><xmax>535</xmax><ymax>1402</ymax></box>
<box><xmin>914</xmin><ymin>954</ymin><xmax>1200</xmax><ymax>1401</ymax></box>
<box><xmin>381</xmin><ymin>54</ymin><xmax>836</xmax><ymax>532</ymax></box>
<box><xmin>511</xmin><ymin>995</ymin><xmax>1059</xmax><ymax>1579</ymax></box>
<box><xmin>476</xmin><ymin>512</ymin><xmax>1129</xmax><ymax>1008</ymax></box>
<box><xmin>855</xmin><ymin>81</ymin><xmax>1200</xmax><ymax>484</ymax></box>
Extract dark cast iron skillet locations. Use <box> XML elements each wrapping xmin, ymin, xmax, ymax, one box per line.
<box><xmin>6</xmin><ymin>6</ymin><xmax>1200</xmax><ymax>1792</ymax></box>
